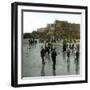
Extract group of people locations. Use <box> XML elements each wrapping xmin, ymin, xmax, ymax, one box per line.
<box><xmin>40</xmin><ymin>40</ymin><xmax>80</xmax><ymax>71</ymax></box>
<box><xmin>40</xmin><ymin>43</ymin><xmax>57</xmax><ymax>70</ymax></box>
<box><xmin>63</xmin><ymin>40</ymin><xmax>80</xmax><ymax>62</ymax></box>
<box><xmin>62</xmin><ymin>40</ymin><xmax>80</xmax><ymax>74</ymax></box>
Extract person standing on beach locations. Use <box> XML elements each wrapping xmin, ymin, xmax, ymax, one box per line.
<box><xmin>40</xmin><ymin>47</ymin><xmax>45</xmax><ymax>64</ymax></box>
<box><xmin>51</xmin><ymin>48</ymin><xmax>57</xmax><ymax>70</ymax></box>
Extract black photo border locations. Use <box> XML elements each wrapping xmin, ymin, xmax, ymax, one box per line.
<box><xmin>11</xmin><ymin>2</ymin><xmax>88</xmax><ymax>87</ymax></box>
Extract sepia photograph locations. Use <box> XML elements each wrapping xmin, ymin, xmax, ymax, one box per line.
<box><xmin>11</xmin><ymin>2</ymin><xmax>87</xmax><ymax>87</ymax></box>
<box><xmin>22</xmin><ymin>11</ymin><xmax>80</xmax><ymax>77</ymax></box>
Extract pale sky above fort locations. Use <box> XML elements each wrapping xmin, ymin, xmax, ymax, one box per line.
<box><xmin>23</xmin><ymin>12</ymin><xmax>81</xmax><ymax>33</ymax></box>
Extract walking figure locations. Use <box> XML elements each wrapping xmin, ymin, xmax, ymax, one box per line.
<box><xmin>51</xmin><ymin>48</ymin><xmax>57</xmax><ymax>70</ymax></box>
<box><xmin>40</xmin><ymin>47</ymin><xmax>45</xmax><ymax>64</ymax></box>
<box><xmin>63</xmin><ymin>40</ymin><xmax>67</xmax><ymax>52</ymax></box>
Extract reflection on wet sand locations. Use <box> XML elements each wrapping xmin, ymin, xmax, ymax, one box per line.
<box><xmin>74</xmin><ymin>58</ymin><xmax>79</xmax><ymax>74</ymax></box>
<box><xmin>67</xmin><ymin>57</ymin><xmax>70</xmax><ymax>72</ymax></box>
<box><xmin>53</xmin><ymin>70</ymin><xmax>56</xmax><ymax>76</ymax></box>
<box><xmin>63</xmin><ymin>52</ymin><xmax>66</xmax><ymax>61</ymax></box>
<box><xmin>23</xmin><ymin>39</ymin><xmax>80</xmax><ymax>77</ymax></box>
<box><xmin>41</xmin><ymin>64</ymin><xmax>45</xmax><ymax>76</ymax></box>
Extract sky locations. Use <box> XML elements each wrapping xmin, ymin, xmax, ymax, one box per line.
<box><xmin>23</xmin><ymin>12</ymin><xmax>81</xmax><ymax>33</ymax></box>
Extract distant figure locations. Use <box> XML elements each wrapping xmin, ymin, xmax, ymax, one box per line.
<box><xmin>72</xmin><ymin>43</ymin><xmax>75</xmax><ymax>54</ymax></box>
<box><xmin>28</xmin><ymin>39</ymin><xmax>31</xmax><ymax>49</ymax></box>
<box><xmin>51</xmin><ymin>48</ymin><xmax>57</xmax><ymax>70</ymax></box>
<box><xmin>47</xmin><ymin>44</ymin><xmax>50</xmax><ymax>54</ymax></box>
<box><xmin>69</xmin><ymin>43</ymin><xmax>71</xmax><ymax>49</ymax></box>
<box><xmin>45</xmin><ymin>43</ymin><xmax>47</xmax><ymax>49</ymax></box>
<box><xmin>40</xmin><ymin>47</ymin><xmax>45</xmax><ymax>64</ymax></box>
<box><xmin>63</xmin><ymin>40</ymin><xmax>67</xmax><ymax>52</ymax></box>
<box><xmin>63</xmin><ymin>44</ymin><xmax>66</xmax><ymax>52</ymax></box>
<box><xmin>67</xmin><ymin>48</ymin><xmax>71</xmax><ymax>58</ymax></box>
<box><xmin>72</xmin><ymin>43</ymin><xmax>74</xmax><ymax>50</ymax></box>
<box><xmin>34</xmin><ymin>40</ymin><xmax>37</xmax><ymax>47</ymax></box>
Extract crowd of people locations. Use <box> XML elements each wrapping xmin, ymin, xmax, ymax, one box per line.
<box><xmin>27</xmin><ymin>38</ymin><xmax>80</xmax><ymax>73</ymax></box>
<box><xmin>40</xmin><ymin>40</ymin><xmax>80</xmax><ymax>72</ymax></box>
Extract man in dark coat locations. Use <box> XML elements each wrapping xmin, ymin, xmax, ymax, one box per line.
<box><xmin>40</xmin><ymin>47</ymin><xmax>45</xmax><ymax>64</ymax></box>
<box><xmin>51</xmin><ymin>48</ymin><xmax>57</xmax><ymax>70</ymax></box>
